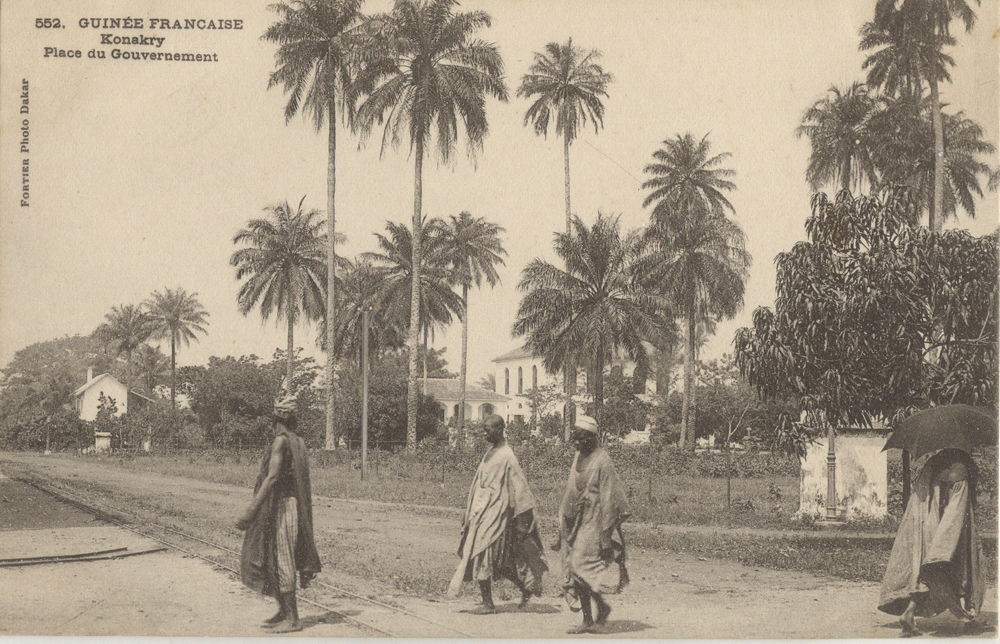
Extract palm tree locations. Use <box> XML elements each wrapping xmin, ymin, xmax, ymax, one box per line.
<box><xmin>360</xmin><ymin>219</ymin><xmax>464</xmax><ymax>396</ymax></box>
<box><xmin>477</xmin><ymin>373</ymin><xmax>496</xmax><ymax>392</ymax></box>
<box><xmin>133</xmin><ymin>344</ymin><xmax>170</xmax><ymax>396</ymax></box>
<box><xmin>861</xmin><ymin>3</ymin><xmax>962</xmax><ymax>229</ymax></box>
<box><xmin>641</xmin><ymin>133</ymin><xmax>751</xmax><ymax>450</ymax></box>
<box><xmin>263</xmin><ymin>0</ymin><xmax>365</xmax><ymax>450</ymax></box>
<box><xmin>513</xmin><ymin>214</ymin><xmax>673</xmax><ymax>432</ymax></box>
<box><xmin>518</xmin><ymin>39</ymin><xmax>613</xmax><ymax>236</ymax></box>
<box><xmin>231</xmin><ymin>198</ymin><xmax>338</xmax><ymax>386</ymax></box>
<box><xmin>352</xmin><ymin>0</ymin><xmax>508</xmax><ymax>450</ymax></box>
<box><xmin>93</xmin><ymin>304</ymin><xmax>155</xmax><ymax>388</ymax></box>
<box><xmin>144</xmin><ymin>287</ymin><xmax>210</xmax><ymax>409</ymax></box>
<box><xmin>796</xmin><ymin>82</ymin><xmax>882</xmax><ymax>194</ymax></box>
<box><xmin>876</xmin><ymin>106</ymin><xmax>995</xmax><ymax>221</ymax></box>
<box><xmin>439</xmin><ymin>212</ymin><xmax>506</xmax><ymax>435</ymax></box>
<box><xmin>518</xmin><ymin>38</ymin><xmax>612</xmax><ymax>438</ymax></box>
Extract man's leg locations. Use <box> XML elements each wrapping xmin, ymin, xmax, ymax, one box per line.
<box><xmin>262</xmin><ymin>595</ymin><xmax>286</xmax><ymax>627</ymax></box>
<box><xmin>273</xmin><ymin>497</ymin><xmax>302</xmax><ymax>633</ymax></box>
<box><xmin>593</xmin><ymin>590</ymin><xmax>612</xmax><ymax>624</ymax></box>
<box><xmin>900</xmin><ymin>598</ymin><xmax>919</xmax><ymax>637</ymax></box>
<box><xmin>468</xmin><ymin>580</ymin><xmax>496</xmax><ymax>614</ymax></box>
<box><xmin>568</xmin><ymin>582</ymin><xmax>596</xmax><ymax>634</ymax></box>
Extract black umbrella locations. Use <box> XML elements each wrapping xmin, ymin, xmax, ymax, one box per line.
<box><xmin>882</xmin><ymin>404</ymin><xmax>998</xmax><ymax>459</ymax></box>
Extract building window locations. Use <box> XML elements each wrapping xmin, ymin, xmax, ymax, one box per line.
<box><xmin>532</xmin><ymin>365</ymin><xmax>538</xmax><ymax>390</ymax></box>
<box><xmin>518</xmin><ymin>367</ymin><xmax>523</xmax><ymax>394</ymax></box>
<box><xmin>504</xmin><ymin>368</ymin><xmax>510</xmax><ymax>395</ymax></box>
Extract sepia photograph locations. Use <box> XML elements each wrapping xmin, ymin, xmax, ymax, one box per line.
<box><xmin>0</xmin><ymin>0</ymin><xmax>997</xmax><ymax>638</ymax></box>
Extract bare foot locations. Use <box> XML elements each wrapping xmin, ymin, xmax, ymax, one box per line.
<box><xmin>271</xmin><ymin>619</ymin><xmax>302</xmax><ymax>634</ymax></box>
<box><xmin>518</xmin><ymin>591</ymin><xmax>532</xmax><ymax>609</ymax></box>
<box><xmin>567</xmin><ymin>621</ymin><xmax>596</xmax><ymax>634</ymax></box>
<box><xmin>468</xmin><ymin>605</ymin><xmax>497</xmax><ymax>615</ymax></box>
<box><xmin>262</xmin><ymin>610</ymin><xmax>285</xmax><ymax>627</ymax></box>
<box><xmin>899</xmin><ymin>615</ymin><xmax>920</xmax><ymax>638</ymax></box>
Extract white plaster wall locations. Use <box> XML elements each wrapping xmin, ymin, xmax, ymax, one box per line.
<box><xmin>78</xmin><ymin>378</ymin><xmax>129</xmax><ymax>421</ymax></box>
<box><xmin>799</xmin><ymin>434</ymin><xmax>888</xmax><ymax>519</ymax></box>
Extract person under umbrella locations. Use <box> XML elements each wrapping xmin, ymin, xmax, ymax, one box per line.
<box><xmin>878</xmin><ymin>448</ymin><xmax>985</xmax><ymax>636</ymax></box>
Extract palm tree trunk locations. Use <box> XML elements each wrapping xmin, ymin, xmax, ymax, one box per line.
<box><xmin>562</xmin><ymin>135</ymin><xmax>576</xmax><ymax>442</ymax></box>
<box><xmin>459</xmin><ymin>283</ymin><xmax>469</xmax><ymax>437</ymax></box>
<box><xmin>682</xmin><ymin>311</ymin><xmax>696</xmax><ymax>451</ymax></box>
<box><xmin>841</xmin><ymin>158</ymin><xmax>851</xmax><ymax>194</ymax></box>
<box><xmin>170</xmin><ymin>334</ymin><xmax>177</xmax><ymax>410</ymax></box>
<box><xmin>593</xmin><ymin>350</ymin><xmax>604</xmax><ymax>437</ymax></box>
<box><xmin>423</xmin><ymin>325</ymin><xmax>429</xmax><ymax>394</ymax></box>
<box><xmin>406</xmin><ymin>138</ymin><xmax>424</xmax><ymax>451</ymax></box>
<box><xmin>325</xmin><ymin>98</ymin><xmax>338</xmax><ymax>450</ymax></box>
<box><xmin>929</xmin><ymin>76</ymin><xmax>945</xmax><ymax>231</ymax></box>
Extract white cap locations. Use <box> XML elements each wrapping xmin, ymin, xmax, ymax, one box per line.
<box><xmin>575</xmin><ymin>415</ymin><xmax>598</xmax><ymax>434</ymax></box>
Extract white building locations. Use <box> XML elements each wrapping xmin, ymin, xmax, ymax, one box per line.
<box><xmin>420</xmin><ymin>378</ymin><xmax>509</xmax><ymax>424</ymax></box>
<box><xmin>72</xmin><ymin>368</ymin><xmax>152</xmax><ymax>421</ymax></box>
<box><xmin>491</xmin><ymin>345</ymin><xmax>662</xmax><ymax>435</ymax></box>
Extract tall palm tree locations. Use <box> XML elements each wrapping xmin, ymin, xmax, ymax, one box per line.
<box><xmin>518</xmin><ymin>39</ymin><xmax>612</xmax><ymax>438</ymax></box>
<box><xmin>641</xmin><ymin>133</ymin><xmax>751</xmax><ymax>450</ymax></box>
<box><xmin>263</xmin><ymin>0</ymin><xmax>365</xmax><ymax>450</ymax></box>
<box><xmin>352</xmin><ymin>0</ymin><xmax>508</xmax><ymax>450</ymax></box>
<box><xmin>360</xmin><ymin>219</ymin><xmax>464</xmax><ymax>391</ymax></box>
<box><xmin>861</xmin><ymin>2</ymin><xmax>962</xmax><ymax>229</ymax></box>
<box><xmin>231</xmin><ymin>198</ymin><xmax>335</xmax><ymax>386</ymax></box>
<box><xmin>439</xmin><ymin>212</ymin><xmax>506</xmax><ymax>435</ymax></box>
<box><xmin>518</xmin><ymin>39</ymin><xmax>613</xmax><ymax>237</ymax></box>
<box><xmin>796</xmin><ymin>82</ymin><xmax>882</xmax><ymax>194</ymax></box>
<box><xmin>144</xmin><ymin>287</ymin><xmax>210</xmax><ymax>410</ymax></box>
<box><xmin>93</xmin><ymin>304</ymin><xmax>155</xmax><ymax>388</ymax></box>
<box><xmin>514</xmin><ymin>214</ymin><xmax>673</xmax><ymax>431</ymax></box>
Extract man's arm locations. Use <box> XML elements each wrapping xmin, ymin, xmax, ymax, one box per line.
<box><xmin>236</xmin><ymin>435</ymin><xmax>287</xmax><ymax>530</ymax></box>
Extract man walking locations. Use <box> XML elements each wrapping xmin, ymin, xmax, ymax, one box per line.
<box><xmin>448</xmin><ymin>414</ymin><xmax>547</xmax><ymax>613</ymax></box>
<box><xmin>237</xmin><ymin>394</ymin><xmax>321</xmax><ymax>633</ymax></box>
<box><xmin>555</xmin><ymin>415</ymin><xmax>630</xmax><ymax>634</ymax></box>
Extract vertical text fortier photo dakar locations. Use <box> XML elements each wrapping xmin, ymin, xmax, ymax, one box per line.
<box><xmin>0</xmin><ymin>0</ymin><xmax>997</xmax><ymax>638</ymax></box>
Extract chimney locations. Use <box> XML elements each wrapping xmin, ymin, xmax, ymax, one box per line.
<box><xmin>87</xmin><ymin>367</ymin><xmax>93</xmax><ymax>382</ymax></box>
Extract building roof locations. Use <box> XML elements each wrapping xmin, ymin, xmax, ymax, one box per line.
<box><xmin>419</xmin><ymin>378</ymin><xmax>509</xmax><ymax>403</ymax></box>
<box><xmin>72</xmin><ymin>372</ymin><xmax>156</xmax><ymax>404</ymax></box>
<box><xmin>491</xmin><ymin>345</ymin><xmax>536</xmax><ymax>363</ymax></box>
<box><xmin>72</xmin><ymin>373</ymin><xmax>124</xmax><ymax>398</ymax></box>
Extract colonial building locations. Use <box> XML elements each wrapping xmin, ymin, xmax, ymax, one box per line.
<box><xmin>420</xmin><ymin>377</ymin><xmax>509</xmax><ymax>425</ymax></box>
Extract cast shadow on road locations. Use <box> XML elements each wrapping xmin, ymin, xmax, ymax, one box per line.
<box><xmin>587</xmin><ymin>620</ymin><xmax>656</xmax><ymax>635</ymax></box>
<box><xmin>876</xmin><ymin>611</ymin><xmax>996</xmax><ymax>638</ymax></box>
<box><xmin>458</xmin><ymin>603</ymin><xmax>562</xmax><ymax>615</ymax></box>
<box><xmin>304</xmin><ymin>609</ymin><xmax>360</xmax><ymax>629</ymax></box>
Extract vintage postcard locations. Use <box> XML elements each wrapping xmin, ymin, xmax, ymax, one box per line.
<box><xmin>1</xmin><ymin>0</ymin><xmax>997</xmax><ymax>638</ymax></box>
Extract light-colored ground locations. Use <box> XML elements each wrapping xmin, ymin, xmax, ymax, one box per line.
<box><xmin>1</xmin><ymin>453</ymin><xmax>996</xmax><ymax>638</ymax></box>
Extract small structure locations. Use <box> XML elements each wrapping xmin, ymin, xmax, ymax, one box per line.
<box><xmin>419</xmin><ymin>378</ymin><xmax>509</xmax><ymax>424</ymax></box>
<box><xmin>798</xmin><ymin>426</ymin><xmax>888</xmax><ymax>520</ymax></box>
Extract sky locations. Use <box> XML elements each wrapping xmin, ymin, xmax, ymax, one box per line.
<box><xmin>1</xmin><ymin>0</ymin><xmax>997</xmax><ymax>387</ymax></box>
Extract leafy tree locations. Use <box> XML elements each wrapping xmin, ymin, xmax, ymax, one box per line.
<box><xmin>640</xmin><ymin>133</ymin><xmax>751</xmax><ymax>450</ymax></box>
<box><xmin>352</xmin><ymin>0</ymin><xmax>508</xmax><ymax>450</ymax></box>
<box><xmin>144</xmin><ymin>287</ymin><xmax>210</xmax><ymax>409</ymax></box>
<box><xmin>514</xmin><ymin>214</ymin><xmax>673</xmax><ymax>435</ymax></box>
<box><xmin>734</xmin><ymin>187</ymin><xmax>998</xmax><ymax>431</ymax></box>
<box><xmin>93</xmin><ymin>304</ymin><xmax>155</xmax><ymax>388</ymax></box>
<box><xmin>132</xmin><ymin>344</ymin><xmax>170</xmax><ymax>397</ymax></box>
<box><xmin>439</xmin><ymin>212</ymin><xmax>506</xmax><ymax>433</ymax></box>
<box><xmin>231</xmin><ymin>198</ymin><xmax>336</xmax><ymax>385</ymax></box>
<box><xmin>92</xmin><ymin>393</ymin><xmax>125</xmax><ymax>448</ymax></box>
<box><xmin>601</xmin><ymin>371</ymin><xmax>650</xmax><ymax>439</ymax></box>
<box><xmin>796</xmin><ymin>82</ymin><xmax>882</xmax><ymax>194</ymax></box>
<box><xmin>263</xmin><ymin>0</ymin><xmax>365</xmax><ymax>452</ymax></box>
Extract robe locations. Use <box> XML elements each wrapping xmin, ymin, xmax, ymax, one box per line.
<box><xmin>559</xmin><ymin>447</ymin><xmax>631</xmax><ymax>604</ymax></box>
<box><xmin>448</xmin><ymin>443</ymin><xmax>547</xmax><ymax>598</ymax></box>
<box><xmin>878</xmin><ymin>451</ymin><xmax>984</xmax><ymax>620</ymax></box>
<box><xmin>239</xmin><ymin>431</ymin><xmax>322</xmax><ymax>597</ymax></box>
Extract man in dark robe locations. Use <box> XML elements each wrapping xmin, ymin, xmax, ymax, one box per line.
<box><xmin>555</xmin><ymin>415</ymin><xmax>630</xmax><ymax>634</ymax></box>
<box><xmin>236</xmin><ymin>395</ymin><xmax>321</xmax><ymax>633</ymax></box>
<box><xmin>879</xmin><ymin>448</ymin><xmax>984</xmax><ymax>636</ymax></box>
<box><xmin>448</xmin><ymin>414</ymin><xmax>547</xmax><ymax>613</ymax></box>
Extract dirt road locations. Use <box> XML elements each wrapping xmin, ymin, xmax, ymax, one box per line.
<box><xmin>1</xmin><ymin>453</ymin><xmax>995</xmax><ymax>638</ymax></box>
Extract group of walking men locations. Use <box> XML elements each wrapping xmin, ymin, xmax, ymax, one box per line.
<box><xmin>233</xmin><ymin>392</ymin><xmax>986</xmax><ymax>637</ymax></box>
<box><xmin>234</xmin><ymin>394</ymin><xmax>630</xmax><ymax>634</ymax></box>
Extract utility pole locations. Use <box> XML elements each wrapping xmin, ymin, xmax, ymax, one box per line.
<box><xmin>361</xmin><ymin>307</ymin><xmax>371</xmax><ymax>480</ymax></box>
